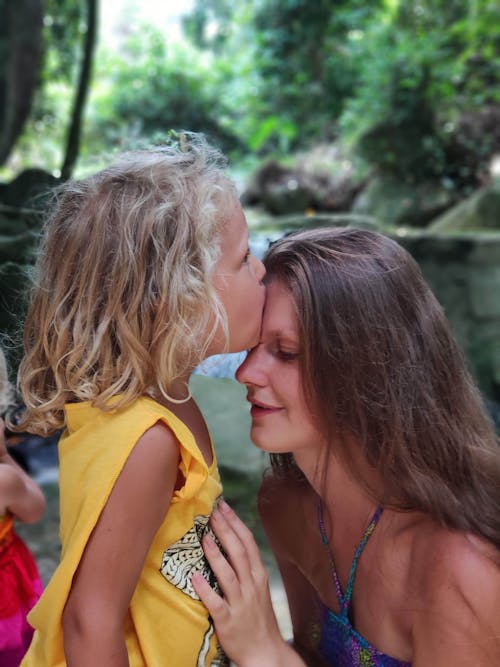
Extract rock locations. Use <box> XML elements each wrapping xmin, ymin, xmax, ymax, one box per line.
<box><xmin>352</xmin><ymin>176</ymin><xmax>456</xmax><ymax>227</ymax></box>
<box><xmin>0</xmin><ymin>230</ymin><xmax>40</xmax><ymax>264</ymax></box>
<box><xmin>429</xmin><ymin>184</ymin><xmax>500</xmax><ymax>232</ymax></box>
<box><xmin>0</xmin><ymin>261</ymin><xmax>31</xmax><ymax>351</ymax></box>
<box><xmin>396</xmin><ymin>230</ymin><xmax>500</xmax><ymax>401</ymax></box>
<box><xmin>0</xmin><ymin>167</ymin><xmax>59</xmax><ymax>213</ymax></box>
<box><xmin>242</xmin><ymin>144</ymin><xmax>364</xmax><ymax>215</ymax></box>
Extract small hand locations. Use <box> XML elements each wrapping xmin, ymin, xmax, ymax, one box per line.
<box><xmin>192</xmin><ymin>501</ymin><xmax>288</xmax><ymax>667</ymax></box>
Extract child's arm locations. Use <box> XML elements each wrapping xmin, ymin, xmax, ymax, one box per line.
<box><xmin>62</xmin><ymin>421</ymin><xmax>180</xmax><ymax>667</ymax></box>
<box><xmin>0</xmin><ymin>418</ymin><xmax>46</xmax><ymax>522</ymax></box>
<box><xmin>193</xmin><ymin>501</ymin><xmax>308</xmax><ymax>667</ymax></box>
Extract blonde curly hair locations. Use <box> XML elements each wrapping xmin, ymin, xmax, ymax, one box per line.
<box><xmin>18</xmin><ymin>135</ymin><xmax>237</xmax><ymax>435</ymax></box>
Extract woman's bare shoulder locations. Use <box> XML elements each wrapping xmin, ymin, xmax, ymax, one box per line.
<box><xmin>403</xmin><ymin>520</ymin><xmax>500</xmax><ymax>662</ymax></box>
<box><xmin>405</xmin><ymin>518</ymin><xmax>500</xmax><ymax>616</ymax></box>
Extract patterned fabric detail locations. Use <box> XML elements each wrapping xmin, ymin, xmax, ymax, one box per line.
<box><xmin>160</xmin><ymin>513</ymin><xmax>222</xmax><ymax>600</ymax></box>
<box><xmin>160</xmin><ymin>509</ymin><xmax>229</xmax><ymax>667</ymax></box>
<box><xmin>319</xmin><ymin>606</ymin><xmax>410</xmax><ymax>667</ymax></box>
<box><xmin>317</xmin><ymin>500</ymin><xmax>411</xmax><ymax>667</ymax></box>
<box><xmin>0</xmin><ymin>517</ymin><xmax>43</xmax><ymax>666</ymax></box>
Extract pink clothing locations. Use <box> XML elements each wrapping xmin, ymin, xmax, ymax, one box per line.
<box><xmin>0</xmin><ymin>513</ymin><xmax>43</xmax><ymax>666</ymax></box>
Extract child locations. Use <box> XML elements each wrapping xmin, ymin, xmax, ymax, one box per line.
<box><xmin>0</xmin><ymin>348</ymin><xmax>45</xmax><ymax>666</ymax></box>
<box><xmin>194</xmin><ymin>227</ymin><xmax>500</xmax><ymax>666</ymax></box>
<box><xmin>16</xmin><ymin>135</ymin><xmax>266</xmax><ymax>666</ymax></box>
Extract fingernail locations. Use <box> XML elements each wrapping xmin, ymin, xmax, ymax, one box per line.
<box><xmin>219</xmin><ymin>500</ymin><xmax>231</xmax><ymax>513</ymax></box>
<box><xmin>211</xmin><ymin>510</ymin><xmax>221</xmax><ymax>522</ymax></box>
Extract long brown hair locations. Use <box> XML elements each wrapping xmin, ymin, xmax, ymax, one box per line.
<box><xmin>17</xmin><ymin>135</ymin><xmax>236</xmax><ymax>435</ymax></box>
<box><xmin>265</xmin><ymin>227</ymin><xmax>500</xmax><ymax>548</ymax></box>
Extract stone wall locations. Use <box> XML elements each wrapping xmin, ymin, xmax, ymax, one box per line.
<box><xmin>396</xmin><ymin>230</ymin><xmax>500</xmax><ymax>402</ymax></box>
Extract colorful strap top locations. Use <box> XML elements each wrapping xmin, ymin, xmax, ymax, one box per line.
<box><xmin>317</xmin><ymin>500</ymin><xmax>411</xmax><ymax>667</ymax></box>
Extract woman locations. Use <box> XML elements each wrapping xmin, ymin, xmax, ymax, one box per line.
<box><xmin>193</xmin><ymin>227</ymin><xmax>500</xmax><ymax>666</ymax></box>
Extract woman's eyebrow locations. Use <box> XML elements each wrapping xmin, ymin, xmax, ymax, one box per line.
<box><xmin>265</xmin><ymin>330</ymin><xmax>300</xmax><ymax>346</ymax></box>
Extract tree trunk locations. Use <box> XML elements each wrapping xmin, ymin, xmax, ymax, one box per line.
<box><xmin>0</xmin><ymin>0</ymin><xmax>43</xmax><ymax>166</ymax></box>
<box><xmin>60</xmin><ymin>0</ymin><xmax>98</xmax><ymax>180</ymax></box>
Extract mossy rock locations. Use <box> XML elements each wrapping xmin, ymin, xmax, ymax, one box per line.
<box><xmin>430</xmin><ymin>185</ymin><xmax>500</xmax><ymax>232</ymax></box>
<box><xmin>353</xmin><ymin>176</ymin><xmax>456</xmax><ymax>227</ymax></box>
<box><xmin>0</xmin><ymin>261</ymin><xmax>31</xmax><ymax>372</ymax></box>
<box><xmin>0</xmin><ymin>230</ymin><xmax>39</xmax><ymax>263</ymax></box>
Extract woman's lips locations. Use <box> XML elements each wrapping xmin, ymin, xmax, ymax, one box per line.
<box><xmin>249</xmin><ymin>400</ymin><xmax>283</xmax><ymax>419</ymax></box>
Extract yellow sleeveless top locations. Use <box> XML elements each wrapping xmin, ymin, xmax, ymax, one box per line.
<box><xmin>22</xmin><ymin>396</ymin><xmax>228</xmax><ymax>666</ymax></box>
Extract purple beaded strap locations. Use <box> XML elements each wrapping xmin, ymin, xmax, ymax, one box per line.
<box><xmin>317</xmin><ymin>499</ymin><xmax>383</xmax><ymax>617</ymax></box>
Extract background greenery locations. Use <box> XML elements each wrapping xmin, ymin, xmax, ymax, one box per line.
<box><xmin>1</xmin><ymin>0</ymin><xmax>499</xmax><ymax>194</ymax></box>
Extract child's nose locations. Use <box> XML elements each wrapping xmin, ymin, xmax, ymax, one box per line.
<box><xmin>251</xmin><ymin>254</ymin><xmax>266</xmax><ymax>282</ymax></box>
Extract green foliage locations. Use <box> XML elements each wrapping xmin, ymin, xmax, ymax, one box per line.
<box><xmin>3</xmin><ymin>0</ymin><xmax>499</xmax><ymax>191</ymax></box>
<box><xmin>42</xmin><ymin>0</ymin><xmax>88</xmax><ymax>80</ymax></box>
<box><xmin>340</xmin><ymin>0</ymin><xmax>500</xmax><ymax>189</ymax></box>
<box><xmin>356</xmin><ymin>63</ymin><xmax>445</xmax><ymax>182</ymax></box>
<box><xmin>245</xmin><ymin>0</ymin><xmax>383</xmax><ymax>152</ymax></box>
<box><xmin>182</xmin><ymin>0</ymin><xmax>235</xmax><ymax>53</ymax></box>
<box><xmin>83</xmin><ymin>25</ymin><xmax>242</xmax><ymax>158</ymax></box>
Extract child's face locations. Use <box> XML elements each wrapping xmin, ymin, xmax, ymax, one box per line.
<box><xmin>210</xmin><ymin>201</ymin><xmax>266</xmax><ymax>354</ymax></box>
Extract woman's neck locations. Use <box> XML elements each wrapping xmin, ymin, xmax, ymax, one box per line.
<box><xmin>296</xmin><ymin>443</ymin><xmax>381</xmax><ymax>535</ymax></box>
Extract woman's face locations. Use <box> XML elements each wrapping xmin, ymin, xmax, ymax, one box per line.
<box><xmin>236</xmin><ymin>280</ymin><xmax>326</xmax><ymax>460</ymax></box>
<box><xmin>210</xmin><ymin>201</ymin><xmax>266</xmax><ymax>354</ymax></box>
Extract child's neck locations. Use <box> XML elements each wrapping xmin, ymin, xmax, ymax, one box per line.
<box><xmin>153</xmin><ymin>375</ymin><xmax>192</xmax><ymax>406</ymax></box>
<box><xmin>153</xmin><ymin>378</ymin><xmax>214</xmax><ymax>468</ymax></box>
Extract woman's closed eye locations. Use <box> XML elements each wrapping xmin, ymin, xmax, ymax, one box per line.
<box><xmin>276</xmin><ymin>348</ymin><xmax>300</xmax><ymax>362</ymax></box>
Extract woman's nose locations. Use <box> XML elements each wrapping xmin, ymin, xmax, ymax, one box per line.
<box><xmin>235</xmin><ymin>346</ymin><xmax>265</xmax><ymax>386</ymax></box>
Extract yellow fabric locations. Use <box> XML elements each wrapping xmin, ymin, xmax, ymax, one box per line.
<box><xmin>22</xmin><ymin>396</ymin><xmax>228</xmax><ymax>666</ymax></box>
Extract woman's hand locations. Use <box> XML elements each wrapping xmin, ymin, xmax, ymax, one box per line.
<box><xmin>192</xmin><ymin>501</ymin><xmax>306</xmax><ymax>667</ymax></box>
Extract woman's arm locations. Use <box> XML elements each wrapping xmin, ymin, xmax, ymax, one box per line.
<box><xmin>0</xmin><ymin>418</ymin><xmax>45</xmax><ymax>522</ymax></box>
<box><xmin>193</xmin><ymin>501</ymin><xmax>308</xmax><ymax>667</ymax></box>
<box><xmin>62</xmin><ymin>421</ymin><xmax>180</xmax><ymax>667</ymax></box>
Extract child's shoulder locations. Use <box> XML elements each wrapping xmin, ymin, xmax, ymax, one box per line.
<box><xmin>62</xmin><ymin>395</ymin><xmax>200</xmax><ymax>466</ymax></box>
<box><xmin>65</xmin><ymin>395</ymin><xmax>179</xmax><ymax>433</ymax></box>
